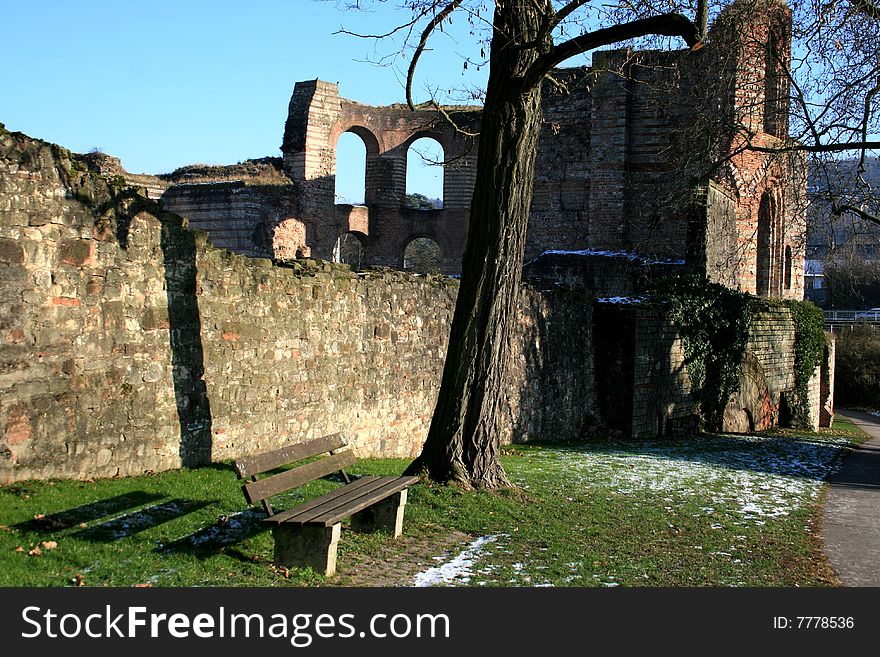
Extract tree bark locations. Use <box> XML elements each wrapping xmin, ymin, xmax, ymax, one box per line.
<box><xmin>404</xmin><ymin>2</ymin><xmax>551</xmax><ymax>489</ymax></box>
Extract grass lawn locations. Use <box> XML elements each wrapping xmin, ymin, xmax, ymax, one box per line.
<box><xmin>0</xmin><ymin>426</ymin><xmax>865</xmax><ymax>588</ymax></box>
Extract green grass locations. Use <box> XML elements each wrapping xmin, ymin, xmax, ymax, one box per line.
<box><xmin>0</xmin><ymin>428</ymin><xmax>865</xmax><ymax>588</ymax></box>
<box><xmin>828</xmin><ymin>414</ymin><xmax>872</xmax><ymax>444</ymax></box>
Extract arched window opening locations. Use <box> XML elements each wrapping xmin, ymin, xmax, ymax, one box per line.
<box><xmin>333</xmin><ymin>232</ymin><xmax>365</xmax><ymax>271</ymax></box>
<box><xmin>335</xmin><ymin>132</ymin><xmax>366</xmax><ymax>205</ymax></box>
<box><xmin>403</xmin><ymin>237</ymin><xmax>442</xmax><ymax>274</ymax></box>
<box><xmin>406</xmin><ymin>138</ymin><xmax>444</xmax><ymax>209</ymax></box>
<box><xmin>784</xmin><ymin>245</ymin><xmax>793</xmax><ymax>290</ymax></box>
<box><xmin>756</xmin><ymin>190</ymin><xmax>774</xmax><ymax>298</ymax></box>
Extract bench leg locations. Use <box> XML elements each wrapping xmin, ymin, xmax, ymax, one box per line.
<box><xmin>272</xmin><ymin>523</ymin><xmax>341</xmax><ymax>577</ymax></box>
<box><xmin>351</xmin><ymin>489</ymin><xmax>408</xmax><ymax>538</ymax></box>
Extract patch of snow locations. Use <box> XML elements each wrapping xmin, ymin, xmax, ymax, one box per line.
<box><xmin>508</xmin><ymin>434</ymin><xmax>849</xmax><ymax>525</ymax></box>
<box><xmin>527</xmin><ymin>248</ymin><xmax>686</xmax><ymax>266</ymax></box>
<box><xmin>412</xmin><ymin>535</ymin><xmax>498</xmax><ymax>587</ymax></box>
<box><xmin>596</xmin><ymin>296</ymin><xmax>646</xmax><ymax>304</ymax></box>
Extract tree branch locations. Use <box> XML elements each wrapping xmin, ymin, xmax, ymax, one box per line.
<box><xmin>833</xmin><ymin>204</ymin><xmax>880</xmax><ymax>226</ymax></box>
<box><xmin>743</xmin><ymin>140</ymin><xmax>880</xmax><ymax>153</ymax></box>
<box><xmin>406</xmin><ymin>0</ymin><xmax>465</xmax><ymax>110</ymax></box>
<box><xmin>551</xmin><ymin>0</ymin><xmax>591</xmax><ymax>29</ymax></box>
<box><xmin>852</xmin><ymin>0</ymin><xmax>880</xmax><ymax>20</ymax></box>
<box><xmin>522</xmin><ymin>13</ymin><xmax>700</xmax><ymax>89</ymax></box>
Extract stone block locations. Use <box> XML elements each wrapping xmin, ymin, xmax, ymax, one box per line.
<box><xmin>272</xmin><ymin>522</ymin><xmax>342</xmax><ymax>576</ymax></box>
<box><xmin>351</xmin><ymin>489</ymin><xmax>408</xmax><ymax>538</ymax></box>
<box><xmin>58</xmin><ymin>239</ymin><xmax>94</xmax><ymax>267</ymax></box>
<box><xmin>0</xmin><ymin>238</ymin><xmax>24</xmax><ymax>264</ymax></box>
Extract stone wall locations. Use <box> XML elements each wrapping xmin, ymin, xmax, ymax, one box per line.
<box><xmin>0</xmin><ymin>116</ymin><xmax>826</xmax><ymax>486</ymax></box>
<box><xmin>0</xmin><ymin>129</ymin><xmax>599</xmax><ymax>484</ymax></box>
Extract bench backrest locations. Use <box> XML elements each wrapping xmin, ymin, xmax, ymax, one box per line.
<box><xmin>234</xmin><ymin>432</ymin><xmax>356</xmax><ymax>515</ymax></box>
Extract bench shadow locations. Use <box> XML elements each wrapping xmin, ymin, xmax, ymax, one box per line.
<box><xmin>74</xmin><ymin>498</ymin><xmax>216</xmax><ymax>542</ymax></box>
<box><xmin>157</xmin><ymin>507</ymin><xmax>268</xmax><ymax>562</ymax></box>
<box><xmin>14</xmin><ymin>491</ymin><xmax>167</xmax><ymax>532</ymax></box>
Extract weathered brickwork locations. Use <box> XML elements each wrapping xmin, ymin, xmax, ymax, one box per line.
<box><xmin>0</xmin><ymin>1</ymin><xmax>829</xmax><ymax>486</ymax></box>
<box><xmin>147</xmin><ymin>1</ymin><xmax>805</xmax><ymax>301</ymax></box>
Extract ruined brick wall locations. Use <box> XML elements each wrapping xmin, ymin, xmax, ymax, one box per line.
<box><xmin>159</xmin><ymin>181</ymin><xmax>314</xmax><ymax>260</ymax></box>
<box><xmin>0</xmin><ymin>130</ymin><xmax>597</xmax><ymax>484</ymax></box>
<box><xmin>280</xmin><ymin>80</ymin><xmax>480</xmax><ymax>273</ymax></box>
<box><xmin>525</xmin><ymin>0</ymin><xmax>806</xmax><ymax>298</ymax></box>
<box><xmin>150</xmin><ymin>2</ymin><xmax>806</xmax><ymax>296</ymax></box>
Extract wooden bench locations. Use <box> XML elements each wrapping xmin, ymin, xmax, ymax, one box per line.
<box><xmin>234</xmin><ymin>432</ymin><xmax>419</xmax><ymax>577</ymax></box>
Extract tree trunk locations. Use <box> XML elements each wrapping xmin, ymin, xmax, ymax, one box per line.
<box><xmin>405</xmin><ymin>3</ymin><xmax>550</xmax><ymax>489</ymax></box>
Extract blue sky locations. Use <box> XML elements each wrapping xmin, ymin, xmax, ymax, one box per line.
<box><xmin>1</xmin><ymin>0</ymin><xmax>491</xmax><ymax>202</ymax></box>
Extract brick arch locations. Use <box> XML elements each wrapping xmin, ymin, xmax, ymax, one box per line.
<box><xmin>401</xmin><ymin>234</ymin><xmax>443</xmax><ymax>274</ymax></box>
<box><xmin>404</xmin><ymin>134</ymin><xmax>445</xmax><ymax>205</ymax></box>
<box><xmin>756</xmin><ymin>185</ymin><xmax>785</xmax><ymax>298</ymax></box>
<box><xmin>333</xmin><ymin>124</ymin><xmax>381</xmax><ymax>156</ymax></box>
<box><xmin>333</xmin><ymin>230</ymin><xmax>368</xmax><ymax>270</ymax></box>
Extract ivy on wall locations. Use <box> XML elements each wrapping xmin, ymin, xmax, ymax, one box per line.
<box><xmin>782</xmin><ymin>299</ymin><xmax>827</xmax><ymax>427</ymax></box>
<box><xmin>648</xmin><ymin>275</ymin><xmax>826</xmax><ymax>431</ymax></box>
<box><xmin>651</xmin><ymin>276</ymin><xmax>754</xmax><ymax>430</ymax></box>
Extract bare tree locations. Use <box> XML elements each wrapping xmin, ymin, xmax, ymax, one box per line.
<box><xmin>327</xmin><ymin>0</ymin><xmax>877</xmax><ymax>488</ymax></box>
<box><xmin>331</xmin><ymin>0</ymin><xmax>703</xmax><ymax>488</ymax></box>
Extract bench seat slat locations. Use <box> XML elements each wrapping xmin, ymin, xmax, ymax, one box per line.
<box><xmin>234</xmin><ymin>432</ymin><xmax>348</xmax><ymax>479</ymax></box>
<box><xmin>263</xmin><ymin>476</ymin><xmax>383</xmax><ymax>525</ymax></box>
<box><xmin>242</xmin><ymin>451</ymin><xmax>357</xmax><ymax>504</ymax></box>
<box><xmin>266</xmin><ymin>475</ymin><xmax>406</xmax><ymax>526</ymax></box>
<box><xmin>305</xmin><ymin>476</ymin><xmax>420</xmax><ymax>527</ymax></box>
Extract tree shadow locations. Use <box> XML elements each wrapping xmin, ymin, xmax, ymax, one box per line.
<box><xmin>157</xmin><ymin>507</ymin><xmax>268</xmax><ymax>561</ymax></box>
<box><xmin>158</xmin><ymin>211</ymin><xmax>214</xmax><ymax>467</ymax></box>
<box><xmin>89</xmin><ymin>186</ymin><xmax>214</xmax><ymax>468</ymax></box>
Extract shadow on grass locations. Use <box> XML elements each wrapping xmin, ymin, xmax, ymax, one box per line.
<box><xmin>14</xmin><ymin>492</ymin><xmax>167</xmax><ymax>533</ymax></box>
<box><xmin>74</xmin><ymin>498</ymin><xmax>216</xmax><ymax>542</ymax></box>
<box><xmin>157</xmin><ymin>508</ymin><xmax>268</xmax><ymax>561</ymax></box>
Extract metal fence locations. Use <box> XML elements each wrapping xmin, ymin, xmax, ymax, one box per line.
<box><xmin>824</xmin><ymin>309</ymin><xmax>880</xmax><ymax>332</ymax></box>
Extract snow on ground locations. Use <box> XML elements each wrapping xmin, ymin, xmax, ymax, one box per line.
<box><xmin>411</xmin><ymin>434</ymin><xmax>850</xmax><ymax>586</ymax></box>
<box><xmin>413</xmin><ymin>535</ymin><xmax>498</xmax><ymax>587</ymax></box>
<box><xmin>596</xmin><ymin>296</ymin><xmax>646</xmax><ymax>304</ymax></box>
<box><xmin>517</xmin><ymin>434</ymin><xmax>849</xmax><ymax>522</ymax></box>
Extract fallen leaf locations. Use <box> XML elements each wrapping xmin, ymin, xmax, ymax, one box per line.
<box><xmin>28</xmin><ymin>546</ymin><xmax>42</xmax><ymax>556</ymax></box>
<box><xmin>78</xmin><ymin>523</ymin><xmax>87</xmax><ymax>529</ymax></box>
<box><xmin>133</xmin><ymin>583</ymin><xmax>153</xmax><ymax>588</ymax></box>
<box><xmin>74</xmin><ymin>574</ymin><xmax>85</xmax><ymax>587</ymax></box>
<box><xmin>0</xmin><ymin>525</ymin><xmax>11</xmax><ymax>532</ymax></box>
<box><xmin>14</xmin><ymin>546</ymin><xmax>25</xmax><ymax>553</ymax></box>
<box><xmin>33</xmin><ymin>514</ymin><xmax>45</xmax><ymax>520</ymax></box>
<box><xmin>41</xmin><ymin>541</ymin><xmax>58</xmax><ymax>550</ymax></box>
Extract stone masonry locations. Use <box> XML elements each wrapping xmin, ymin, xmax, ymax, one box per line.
<box><xmin>0</xmin><ymin>129</ymin><xmax>595</xmax><ymax>484</ymax></box>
